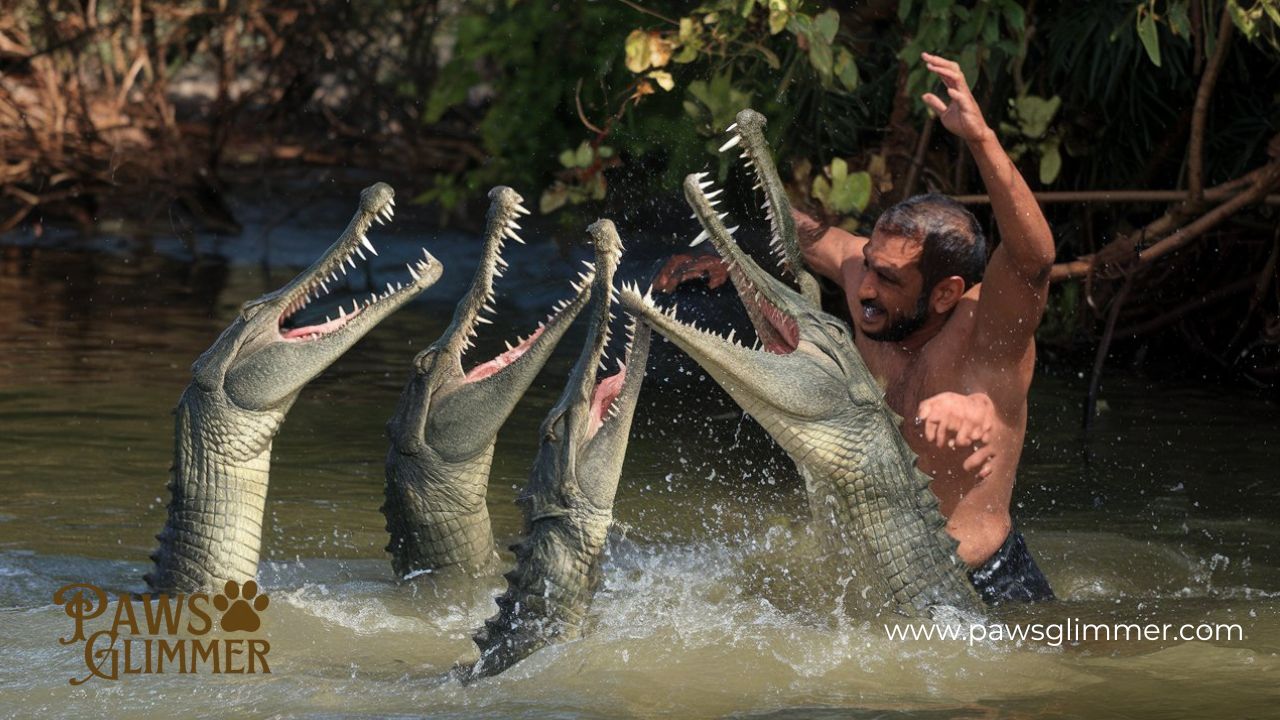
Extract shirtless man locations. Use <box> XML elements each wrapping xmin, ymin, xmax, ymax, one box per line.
<box><xmin>657</xmin><ymin>53</ymin><xmax>1056</xmax><ymax>603</ymax></box>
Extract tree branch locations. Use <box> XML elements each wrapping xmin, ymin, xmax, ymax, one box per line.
<box><xmin>1188</xmin><ymin>1</ymin><xmax>1235</xmax><ymax>203</ymax></box>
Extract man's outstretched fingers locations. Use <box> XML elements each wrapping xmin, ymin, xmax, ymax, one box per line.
<box><xmin>963</xmin><ymin>443</ymin><xmax>997</xmax><ymax>475</ymax></box>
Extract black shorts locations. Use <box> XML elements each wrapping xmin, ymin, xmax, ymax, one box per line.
<box><xmin>968</xmin><ymin>529</ymin><xmax>1055</xmax><ymax>605</ymax></box>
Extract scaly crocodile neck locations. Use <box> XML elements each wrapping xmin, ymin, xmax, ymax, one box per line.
<box><xmin>382</xmin><ymin>443</ymin><xmax>500</xmax><ymax>578</ymax></box>
<box><xmin>145</xmin><ymin>385</ymin><xmax>283</xmax><ymax>593</ymax></box>
<box><xmin>747</xmin><ymin>397</ymin><xmax>977</xmax><ymax>614</ymax></box>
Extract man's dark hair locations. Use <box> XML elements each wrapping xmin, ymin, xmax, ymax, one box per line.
<box><xmin>874</xmin><ymin>193</ymin><xmax>987</xmax><ymax>293</ymax></box>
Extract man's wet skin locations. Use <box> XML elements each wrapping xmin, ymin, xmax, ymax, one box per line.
<box><xmin>654</xmin><ymin>52</ymin><xmax>1056</xmax><ymax>570</ymax></box>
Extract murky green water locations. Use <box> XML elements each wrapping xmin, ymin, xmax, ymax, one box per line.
<box><xmin>1</xmin><ymin>204</ymin><xmax>1278</xmax><ymax>718</ymax></box>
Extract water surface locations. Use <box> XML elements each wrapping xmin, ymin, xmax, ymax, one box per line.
<box><xmin>1</xmin><ymin>199</ymin><xmax>1277</xmax><ymax>718</ymax></box>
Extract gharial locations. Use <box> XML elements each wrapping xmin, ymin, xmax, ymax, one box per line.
<box><xmin>146</xmin><ymin>183</ymin><xmax>442</xmax><ymax>593</ymax></box>
<box><xmin>467</xmin><ymin>219</ymin><xmax>651</xmax><ymax>680</ymax></box>
<box><xmin>618</xmin><ymin>109</ymin><xmax>982</xmax><ymax>615</ymax></box>
<box><xmin>382</xmin><ymin>186</ymin><xmax>596</xmax><ymax>579</ymax></box>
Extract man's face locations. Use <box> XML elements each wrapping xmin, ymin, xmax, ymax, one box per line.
<box><xmin>856</xmin><ymin>230</ymin><xmax>929</xmax><ymax>343</ymax></box>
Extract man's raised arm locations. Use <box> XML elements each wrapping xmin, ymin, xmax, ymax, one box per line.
<box><xmin>794</xmin><ymin>209</ymin><xmax>863</xmax><ymax>285</ymax></box>
<box><xmin>921</xmin><ymin>53</ymin><xmax>1055</xmax><ymax>357</ymax></box>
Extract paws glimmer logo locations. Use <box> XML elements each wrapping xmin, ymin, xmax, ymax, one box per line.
<box><xmin>52</xmin><ymin>581</ymin><xmax>272</xmax><ymax>684</ymax></box>
<box><xmin>214</xmin><ymin>580</ymin><xmax>270</xmax><ymax>632</ymax></box>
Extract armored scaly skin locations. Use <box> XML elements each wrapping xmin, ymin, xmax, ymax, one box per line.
<box><xmin>619</xmin><ymin>109</ymin><xmax>979</xmax><ymax>614</ymax></box>
<box><xmin>383</xmin><ymin>187</ymin><xmax>593</xmax><ymax>578</ymax></box>
<box><xmin>147</xmin><ymin>387</ymin><xmax>283</xmax><ymax>590</ymax></box>
<box><xmin>147</xmin><ymin>183</ymin><xmax>442</xmax><ymax>592</ymax></box>
<box><xmin>383</xmin><ymin>442</ymin><xmax>500</xmax><ymax>576</ymax></box>
<box><xmin>470</xmin><ymin>220</ymin><xmax>650</xmax><ymax>679</ymax></box>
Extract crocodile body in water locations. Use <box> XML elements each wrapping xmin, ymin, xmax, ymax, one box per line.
<box><xmin>146</xmin><ymin>183</ymin><xmax>443</xmax><ymax>593</ymax></box>
<box><xmin>468</xmin><ymin>219</ymin><xmax>651</xmax><ymax>679</ymax></box>
<box><xmin>619</xmin><ymin>110</ymin><xmax>980</xmax><ymax>615</ymax></box>
<box><xmin>382</xmin><ymin>187</ymin><xmax>595</xmax><ymax>579</ymax></box>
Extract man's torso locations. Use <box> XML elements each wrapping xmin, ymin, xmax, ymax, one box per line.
<box><xmin>838</xmin><ymin>245</ymin><xmax>1034</xmax><ymax>566</ymax></box>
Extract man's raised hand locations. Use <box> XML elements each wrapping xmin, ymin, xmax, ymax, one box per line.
<box><xmin>652</xmin><ymin>253</ymin><xmax>728</xmax><ymax>293</ymax></box>
<box><xmin>920</xmin><ymin>52</ymin><xmax>992</xmax><ymax>144</ymax></box>
<box><xmin>915</xmin><ymin>391</ymin><xmax>998</xmax><ymax>479</ymax></box>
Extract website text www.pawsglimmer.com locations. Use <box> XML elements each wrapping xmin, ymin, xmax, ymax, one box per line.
<box><xmin>884</xmin><ymin>619</ymin><xmax>1244</xmax><ymax>647</ymax></box>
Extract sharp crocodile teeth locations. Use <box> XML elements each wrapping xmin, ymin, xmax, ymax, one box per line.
<box><xmin>692</xmin><ymin>171</ymin><xmax>709</xmax><ymax>180</ymax></box>
<box><xmin>388</xmin><ymin>197</ymin><xmax>395</xmax><ymax>207</ymax></box>
<box><xmin>689</xmin><ymin>229</ymin><xmax>709</xmax><ymax>247</ymax></box>
<box><xmin>408</xmin><ymin>264</ymin><xmax>420</xmax><ymax>280</ymax></box>
<box><xmin>726</xmin><ymin>225</ymin><xmax>740</xmax><ymax>236</ymax></box>
<box><xmin>725</xmin><ymin>121</ymin><xmax>738</xmax><ymax>133</ymax></box>
<box><xmin>705</xmin><ymin>188</ymin><xmax>724</xmax><ymax>199</ymax></box>
<box><xmin>698</xmin><ymin>180</ymin><xmax>714</xmax><ymax>190</ymax></box>
<box><xmin>320</xmin><ymin>280</ymin><xmax>330</xmax><ymax>293</ymax></box>
<box><xmin>385</xmin><ymin>282</ymin><xmax>395</xmax><ymax>294</ymax></box>
<box><xmin>483</xmin><ymin>302</ymin><xmax>496</xmax><ymax>313</ymax></box>
<box><xmin>374</xmin><ymin>214</ymin><xmax>385</xmax><ymax>225</ymax></box>
<box><xmin>719</xmin><ymin>134</ymin><xmax>742</xmax><ymax>152</ymax></box>
<box><xmin>513</xmin><ymin>204</ymin><xmax>531</xmax><ymax>216</ymax></box>
<box><xmin>476</xmin><ymin>315</ymin><xmax>493</xmax><ymax>325</ymax></box>
<box><xmin>503</xmin><ymin>228</ymin><xmax>525</xmax><ymax>244</ymax></box>
<box><xmin>346</xmin><ymin>256</ymin><xmax>357</xmax><ymax>270</ymax></box>
<box><xmin>351</xmin><ymin>300</ymin><xmax>359</xmax><ymax>314</ymax></box>
<box><xmin>505</xmin><ymin>340</ymin><xmax>514</xmax><ymax>351</ymax></box>
<box><xmin>338</xmin><ymin>306</ymin><xmax>347</xmax><ymax>318</ymax></box>
<box><xmin>355</xmin><ymin>246</ymin><xmax>367</xmax><ymax>260</ymax></box>
<box><xmin>361</xmin><ymin>235</ymin><xmax>378</xmax><ymax>256</ymax></box>
<box><xmin>727</xmin><ymin>329</ymin><xmax>736</xmax><ymax>343</ymax></box>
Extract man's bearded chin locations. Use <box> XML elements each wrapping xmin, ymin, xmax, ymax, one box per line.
<box><xmin>862</xmin><ymin>293</ymin><xmax>930</xmax><ymax>343</ymax></box>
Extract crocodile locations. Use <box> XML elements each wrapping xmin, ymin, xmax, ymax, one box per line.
<box><xmin>467</xmin><ymin>219</ymin><xmax>651</xmax><ymax>679</ymax></box>
<box><xmin>382</xmin><ymin>186</ymin><xmax>595</xmax><ymax>579</ymax></box>
<box><xmin>617</xmin><ymin>109</ymin><xmax>980</xmax><ymax>615</ymax></box>
<box><xmin>146</xmin><ymin>183</ymin><xmax>442</xmax><ymax>593</ymax></box>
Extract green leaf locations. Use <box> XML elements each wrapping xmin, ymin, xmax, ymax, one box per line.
<box><xmin>649</xmin><ymin>70</ymin><xmax>675</xmax><ymax>91</ymax></box>
<box><xmin>1167</xmin><ymin>0</ymin><xmax>1191</xmax><ymax>38</ymax></box>
<box><xmin>1003</xmin><ymin>1</ymin><xmax>1025</xmax><ymax>31</ymax></box>
<box><xmin>558</xmin><ymin>148</ymin><xmax>577</xmax><ymax>167</ymax></box>
<box><xmin>812</xmin><ymin>175</ymin><xmax>830</xmax><ymax>203</ymax></box>
<box><xmin>809</xmin><ymin>37</ymin><xmax>834</xmax><ymax>83</ymax></box>
<box><xmin>1010</xmin><ymin>94</ymin><xmax>1061</xmax><ymax>138</ymax></box>
<box><xmin>899</xmin><ymin>0</ymin><xmax>915</xmax><ymax>23</ymax></box>
<box><xmin>830</xmin><ymin>157</ymin><xmax>848</xmax><ymax>180</ymax></box>
<box><xmin>958</xmin><ymin>45</ymin><xmax>979</xmax><ymax>87</ymax></box>
<box><xmin>769</xmin><ymin>0</ymin><xmax>790</xmax><ymax>34</ymax></box>
<box><xmin>1039</xmin><ymin>141</ymin><xmax>1062</xmax><ymax>184</ymax></box>
<box><xmin>1136</xmin><ymin>12</ymin><xmax>1162</xmax><ymax>67</ymax></box>
<box><xmin>812</xmin><ymin>161</ymin><xmax>871</xmax><ymax>214</ymax></box>
<box><xmin>1227</xmin><ymin>1</ymin><xmax>1256</xmax><ymax>40</ymax></box>
<box><xmin>625</xmin><ymin>29</ymin><xmax>651</xmax><ymax>73</ymax></box>
<box><xmin>835</xmin><ymin>48</ymin><xmax>859</xmax><ymax>91</ymax></box>
<box><xmin>575</xmin><ymin>142</ymin><xmax>594</xmax><ymax>167</ymax></box>
<box><xmin>814</xmin><ymin>9</ymin><xmax>840</xmax><ymax>44</ymax></box>
<box><xmin>540</xmin><ymin>183</ymin><xmax>569</xmax><ymax>214</ymax></box>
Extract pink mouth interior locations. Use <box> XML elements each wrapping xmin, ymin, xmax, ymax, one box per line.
<box><xmin>759</xmin><ymin>300</ymin><xmax>800</xmax><ymax>354</ymax></box>
<box><xmin>281</xmin><ymin>306</ymin><xmax>363</xmax><ymax>340</ymax></box>
<box><xmin>587</xmin><ymin>362</ymin><xmax>627</xmax><ymax>439</ymax></box>
<box><xmin>463</xmin><ymin>325</ymin><xmax>546</xmax><ymax>382</ymax></box>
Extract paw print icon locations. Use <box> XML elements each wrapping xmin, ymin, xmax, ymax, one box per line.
<box><xmin>213</xmin><ymin>580</ymin><xmax>270</xmax><ymax>632</ymax></box>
